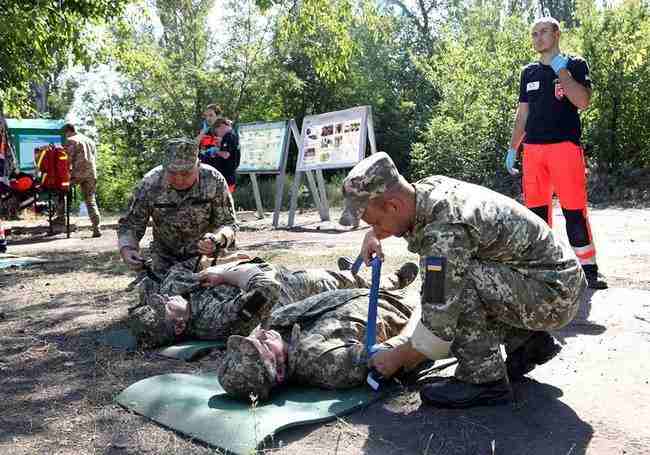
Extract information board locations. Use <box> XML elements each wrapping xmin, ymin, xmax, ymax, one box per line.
<box><xmin>18</xmin><ymin>135</ymin><xmax>62</xmax><ymax>171</ymax></box>
<box><xmin>237</xmin><ymin>120</ymin><xmax>289</xmax><ymax>174</ymax></box>
<box><xmin>296</xmin><ymin>106</ymin><xmax>369</xmax><ymax>171</ymax></box>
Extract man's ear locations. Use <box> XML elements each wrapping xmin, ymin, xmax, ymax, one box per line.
<box><xmin>384</xmin><ymin>197</ymin><xmax>402</xmax><ymax>214</ymax></box>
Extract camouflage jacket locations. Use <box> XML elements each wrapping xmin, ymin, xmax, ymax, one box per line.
<box><xmin>65</xmin><ymin>133</ymin><xmax>97</xmax><ymax>181</ymax></box>
<box><xmin>403</xmin><ymin>176</ymin><xmax>584</xmax><ymax>341</ymax></box>
<box><xmin>117</xmin><ymin>164</ymin><xmax>238</xmax><ymax>261</ymax></box>
<box><xmin>265</xmin><ymin>289</ymin><xmax>414</xmax><ymax>389</ymax></box>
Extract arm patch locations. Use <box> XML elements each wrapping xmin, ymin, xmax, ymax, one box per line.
<box><xmin>422</xmin><ymin>256</ymin><xmax>446</xmax><ymax>303</ymax></box>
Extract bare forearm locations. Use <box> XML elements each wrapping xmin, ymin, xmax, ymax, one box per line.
<box><xmin>558</xmin><ymin>69</ymin><xmax>591</xmax><ymax>109</ymax></box>
<box><xmin>509</xmin><ymin>105</ymin><xmax>528</xmax><ymax>149</ymax></box>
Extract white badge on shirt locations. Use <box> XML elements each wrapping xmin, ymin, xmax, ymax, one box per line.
<box><xmin>526</xmin><ymin>81</ymin><xmax>540</xmax><ymax>92</ymax></box>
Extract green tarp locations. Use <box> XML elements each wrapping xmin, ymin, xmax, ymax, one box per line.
<box><xmin>117</xmin><ymin>373</ymin><xmax>384</xmax><ymax>454</ymax></box>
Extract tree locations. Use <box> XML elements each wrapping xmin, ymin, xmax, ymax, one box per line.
<box><xmin>411</xmin><ymin>1</ymin><xmax>532</xmax><ymax>190</ymax></box>
<box><xmin>0</xmin><ymin>0</ymin><xmax>128</xmax><ymax>115</ymax></box>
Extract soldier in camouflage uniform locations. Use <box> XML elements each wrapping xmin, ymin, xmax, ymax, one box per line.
<box><xmin>117</xmin><ymin>137</ymin><xmax>237</xmax><ymax>279</ymax></box>
<box><xmin>127</xmin><ymin>255</ymin><xmax>419</xmax><ymax>348</ymax></box>
<box><xmin>218</xmin><ymin>288</ymin><xmax>416</xmax><ymax>402</ymax></box>
<box><xmin>338</xmin><ymin>152</ymin><xmax>587</xmax><ymax>408</ymax></box>
<box><xmin>54</xmin><ymin>123</ymin><xmax>102</xmax><ymax>236</ymax></box>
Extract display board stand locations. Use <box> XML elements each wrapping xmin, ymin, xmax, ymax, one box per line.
<box><xmin>287</xmin><ymin>106</ymin><xmax>377</xmax><ymax>228</ymax></box>
<box><xmin>236</xmin><ymin>119</ymin><xmax>294</xmax><ymax>226</ymax></box>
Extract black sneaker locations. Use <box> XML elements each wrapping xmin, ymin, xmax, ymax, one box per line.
<box><xmin>420</xmin><ymin>377</ymin><xmax>513</xmax><ymax>408</ymax></box>
<box><xmin>395</xmin><ymin>262</ymin><xmax>419</xmax><ymax>289</ymax></box>
<box><xmin>585</xmin><ymin>270</ymin><xmax>608</xmax><ymax>289</ymax></box>
<box><xmin>506</xmin><ymin>332</ymin><xmax>561</xmax><ymax>381</ymax></box>
<box><xmin>337</xmin><ymin>256</ymin><xmax>354</xmax><ymax>271</ymax></box>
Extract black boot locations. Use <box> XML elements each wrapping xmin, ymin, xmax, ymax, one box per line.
<box><xmin>420</xmin><ymin>377</ymin><xmax>513</xmax><ymax>408</ymax></box>
<box><xmin>506</xmin><ymin>331</ymin><xmax>561</xmax><ymax>381</ymax></box>
<box><xmin>395</xmin><ymin>262</ymin><xmax>419</xmax><ymax>289</ymax></box>
<box><xmin>584</xmin><ymin>268</ymin><xmax>608</xmax><ymax>289</ymax></box>
<box><xmin>337</xmin><ymin>256</ymin><xmax>354</xmax><ymax>271</ymax></box>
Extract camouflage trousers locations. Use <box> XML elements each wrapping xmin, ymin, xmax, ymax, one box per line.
<box><xmin>54</xmin><ymin>178</ymin><xmax>101</xmax><ymax>228</ymax></box>
<box><xmin>448</xmin><ymin>260</ymin><xmax>585</xmax><ymax>384</ymax></box>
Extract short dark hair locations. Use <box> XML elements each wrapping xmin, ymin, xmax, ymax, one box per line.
<box><xmin>213</xmin><ymin>117</ymin><xmax>231</xmax><ymax>128</ymax></box>
<box><xmin>62</xmin><ymin>123</ymin><xmax>76</xmax><ymax>134</ymax></box>
<box><xmin>206</xmin><ymin>104</ymin><xmax>223</xmax><ymax>116</ymax></box>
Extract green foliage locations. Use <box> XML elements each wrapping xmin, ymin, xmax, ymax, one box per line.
<box><xmin>95</xmin><ymin>141</ymin><xmax>140</xmax><ymax>211</ymax></box>
<box><xmin>411</xmin><ymin>3</ymin><xmax>532</xmax><ymax>188</ymax></box>
<box><xmin>25</xmin><ymin>0</ymin><xmax>649</xmax><ymax>212</ymax></box>
<box><xmin>575</xmin><ymin>0</ymin><xmax>650</xmax><ymax>170</ymax></box>
<box><xmin>0</xmin><ymin>0</ymin><xmax>128</xmax><ymax>113</ymax></box>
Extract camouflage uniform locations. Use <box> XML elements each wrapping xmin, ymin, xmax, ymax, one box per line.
<box><xmin>218</xmin><ymin>288</ymin><xmax>415</xmax><ymax>401</ymax></box>
<box><xmin>58</xmin><ymin>133</ymin><xmax>101</xmax><ymax>230</ymax></box>
<box><xmin>339</xmin><ymin>152</ymin><xmax>586</xmax><ymax>384</ymax></box>
<box><xmin>129</xmin><ymin>257</ymin><xmax>412</xmax><ymax>347</ymax></box>
<box><xmin>117</xmin><ymin>139</ymin><xmax>238</xmax><ymax>275</ymax></box>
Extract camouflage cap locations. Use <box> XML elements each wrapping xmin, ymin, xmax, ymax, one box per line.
<box><xmin>126</xmin><ymin>294</ymin><xmax>179</xmax><ymax>348</ymax></box>
<box><xmin>218</xmin><ymin>335</ymin><xmax>276</xmax><ymax>402</ymax></box>
<box><xmin>339</xmin><ymin>152</ymin><xmax>400</xmax><ymax>226</ymax></box>
<box><xmin>163</xmin><ymin>138</ymin><xmax>199</xmax><ymax>172</ymax></box>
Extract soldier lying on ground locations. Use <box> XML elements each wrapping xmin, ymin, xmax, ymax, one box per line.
<box><xmin>127</xmin><ymin>256</ymin><xmax>419</xmax><ymax>349</ymax></box>
<box><xmin>218</xmin><ymin>288</ymin><xmax>420</xmax><ymax>401</ymax></box>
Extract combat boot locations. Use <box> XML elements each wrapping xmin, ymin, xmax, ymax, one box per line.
<box><xmin>506</xmin><ymin>331</ymin><xmax>562</xmax><ymax>381</ymax></box>
<box><xmin>337</xmin><ymin>256</ymin><xmax>354</xmax><ymax>271</ymax></box>
<box><xmin>92</xmin><ymin>226</ymin><xmax>102</xmax><ymax>238</ymax></box>
<box><xmin>395</xmin><ymin>262</ymin><xmax>419</xmax><ymax>289</ymax></box>
<box><xmin>420</xmin><ymin>377</ymin><xmax>513</xmax><ymax>408</ymax></box>
<box><xmin>585</xmin><ymin>269</ymin><xmax>608</xmax><ymax>289</ymax></box>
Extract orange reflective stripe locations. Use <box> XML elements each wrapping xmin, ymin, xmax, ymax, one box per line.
<box><xmin>575</xmin><ymin>249</ymin><xmax>596</xmax><ymax>260</ymax></box>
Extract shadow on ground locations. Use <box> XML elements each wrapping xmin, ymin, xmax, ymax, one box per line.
<box><xmin>271</xmin><ymin>380</ymin><xmax>593</xmax><ymax>455</ymax></box>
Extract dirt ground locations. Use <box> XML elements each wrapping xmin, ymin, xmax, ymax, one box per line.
<box><xmin>1</xmin><ymin>205</ymin><xmax>649</xmax><ymax>455</ymax></box>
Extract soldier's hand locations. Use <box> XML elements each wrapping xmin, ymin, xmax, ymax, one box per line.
<box><xmin>198</xmin><ymin>270</ymin><xmax>226</xmax><ymax>287</ymax></box>
<box><xmin>120</xmin><ymin>247</ymin><xmax>145</xmax><ymax>270</ymax></box>
<box><xmin>369</xmin><ymin>348</ymin><xmax>402</xmax><ymax>378</ymax></box>
<box><xmin>361</xmin><ymin>229</ymin><xmax>384</xmax><ymax>265</ymax></box>
<box><xmin>197</xmin><ymin>238</ymin><xmax>217</xmax><ymax>256</ymax></box>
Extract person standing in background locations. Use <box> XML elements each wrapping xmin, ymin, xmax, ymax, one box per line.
<box><xmin>55</xmin><ymin>123</ymin><xmax>102</xmax><ymax>237</ymax></box>
<box><xmin>505</xmin><ymin>17</ymin><xmax>607</xmax><ymax>289</ymax></box>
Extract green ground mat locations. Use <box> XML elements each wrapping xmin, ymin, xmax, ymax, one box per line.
<box><xmin>157</xmin><ymin>340</ymin><xmax>225</xmax><ymax>361</ymax></box>
<box><xmin>0</xmin><ymin>254</ymin><xmax>48</xmax><ymax>269</ymax></box>
<box><xmin>97</xmin><ymin>329</ymin><xmax>223</xmax><ymax>360</ymax></box>
<box><xmin>116</xmin><ymin>373</ymin><xmax>383</xmax><ymax>454</ymax></box>
<box><xmin>96</xmin><ymin>328</ymin><xmax>139</xmax><ymax>351</ymax></box>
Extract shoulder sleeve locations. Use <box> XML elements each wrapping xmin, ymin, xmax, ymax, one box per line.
<box><xmin>207</xmin><ymin>169</ymin><xmax>238</xmax><ymax>235</ymax></box>
<box><xmin>569</xmin><ymin>57</ymin><xmax>591</xmax><ymax>89</ymax></box>
<box><xmin>518</xmin><ymin>66</ymin><xmax>529</xmax><ymax>103</ymax></box>
<box><xmin>418</xmin><ymin>223</ymin><xmax>477</xmax><ymax>342</ymax></box>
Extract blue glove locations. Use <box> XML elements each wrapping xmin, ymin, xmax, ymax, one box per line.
<box><xmin>550</xmin><ymin>54</ymin><xmax>568</xmax><ymax>75</ymax></box>
<box><xmin>505</xmin><ymin>147</ymin><xmax>519</xmax><ymax>175</ymax></box>
<box><xmin>205</xmin><ymin>146</ymin><xmax>218</xmax><ymax>157</ymax></box>
<box><xmin>201</xmin><ymin>120</ymin><xmax>210</xmax><ymax>134</ymax></box>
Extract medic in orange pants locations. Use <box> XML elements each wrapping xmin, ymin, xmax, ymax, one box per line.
<box><xmin>505</xmin><ymin>17</ymin><xmax>607</xmax><ymax>289</ymax></box>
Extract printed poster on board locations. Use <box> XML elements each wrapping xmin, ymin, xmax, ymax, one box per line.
<box><xmin>237</xmin><ymin>120</ymin><xmax>288</xmax><ymax>173</ymax></box>
<box><xmin>296</xmin><ymin>106</ymin><xmax>369</xmax><ymax>171</ymax></box>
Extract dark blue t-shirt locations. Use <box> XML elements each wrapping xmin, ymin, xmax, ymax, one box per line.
<box><xmin>519</xmin><ymin>56</ymin><xmax>591</xmax><ymax>144</ymax></box>
<box><xmin>199</xmin><ymin>131</ymin><xmax>240</xmax><ymax>185</ymax></box>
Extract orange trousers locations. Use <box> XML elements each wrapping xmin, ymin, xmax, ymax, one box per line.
<box><xmin>522</xmin><ymin>141</ymin><xmax>597</xmax><ymax>266</ymax></box>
